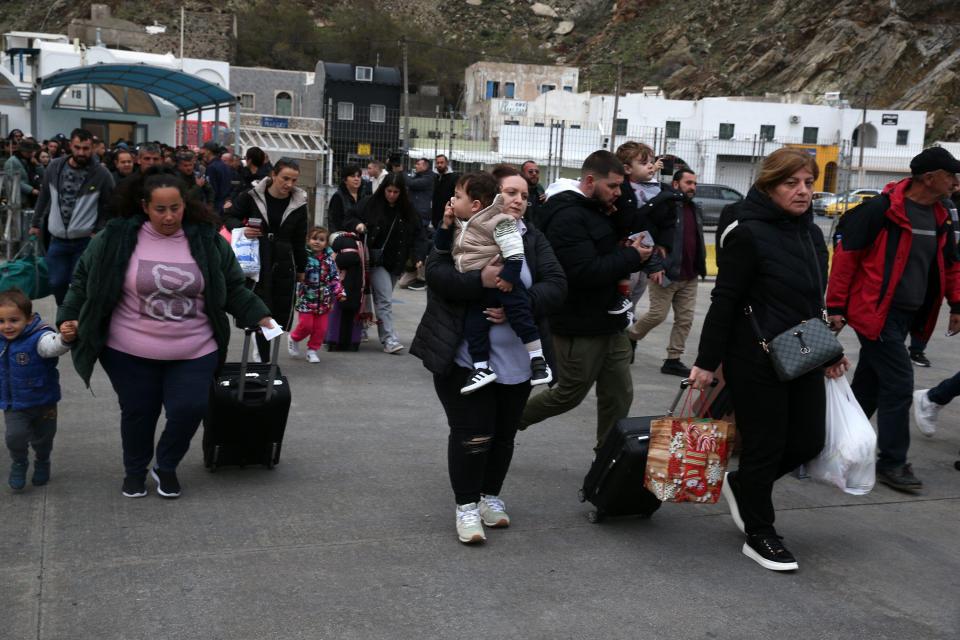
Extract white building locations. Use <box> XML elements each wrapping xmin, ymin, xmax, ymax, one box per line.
<box><xmin>489</xmin><ymin>87</ymin><xmax>927</xmax><ymax>193</ymax></box>
<box><xmin>1</xmin><ymin>31</ymin><xmax>231</xmax><ymax>144</ymax></box>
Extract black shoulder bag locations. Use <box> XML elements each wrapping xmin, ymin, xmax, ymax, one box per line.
<box><xmin>744</xmin><ymin>232</ymin><xmax>843</xmax><ymax>381</ymax></box>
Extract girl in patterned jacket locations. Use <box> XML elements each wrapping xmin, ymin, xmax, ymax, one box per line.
<box><xmin>288</xmin><ymin>226</ymin><xmax>345</xmax><ymax>363</ymax></box>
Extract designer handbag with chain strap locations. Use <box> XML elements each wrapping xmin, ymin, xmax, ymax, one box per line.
<box><xmin>745</xmin><ymin>306</ymin><xmax>843</xmax><ymax>381</ymax></box>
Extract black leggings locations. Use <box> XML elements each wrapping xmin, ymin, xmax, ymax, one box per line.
<box><xmin>725</xmin><ymin>359</ymin><xmax>826</xmax><ymax>536</ymax></box>
<box><xmin>433</xmin><ymin>367</ymin><xmax>532</xmax><ymax>505</ymax></box>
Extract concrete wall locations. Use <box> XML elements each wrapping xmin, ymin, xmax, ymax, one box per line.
<box><xmin>231</xmin><ymin>66</ymin><xmax>318</xmax><ymax>118</ymax></box>
<box><xmin>464</xmin><ymin>61</ymin><xmax>579</xmax><ymax>112</ymax></box>
<box><xmin>39</xmin><ymin>92</ymin><xmax>177</xmax><ymax>142</ymax></box>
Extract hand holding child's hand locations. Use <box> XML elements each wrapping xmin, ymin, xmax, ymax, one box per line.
<box><xmin>496</xmin><ymin>277</ymin><xmax>513</xmax><ymax>293</ymax></box>
<box><xmin>59</xmin><ymin>321</ymin><xmax>78</xmax><ymax>343</ymax></box>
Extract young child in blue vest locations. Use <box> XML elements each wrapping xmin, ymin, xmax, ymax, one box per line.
<box><xmin>1</xmin><ymin>288</ymin><xmax>75</xmax><ymax>490</ymax></box>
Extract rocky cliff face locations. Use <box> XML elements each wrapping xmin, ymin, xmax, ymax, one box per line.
<box><xmin>3</xmin><ymin>0</ymin><xmax>959</xmax><ymax>140</ymax></box>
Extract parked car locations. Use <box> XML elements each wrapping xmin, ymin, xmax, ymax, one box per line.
<box><xmin>812</xmin><ymin>192</ymin><xmax>835</xmax><ymax>216</ymax></box>
<box><xmin>694</xmin><ymin>183</ymin><xmax>744</xmax><ymax>225</ymax></box>
<box><xmin>824</xmin><ymin>190</ymin><xmax>879</xmax><ymax>217</ymax></box>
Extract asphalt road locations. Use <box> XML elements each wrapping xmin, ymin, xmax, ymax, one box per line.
<box><xmin>2</xmin><ymin>289</ymin><xmax>958</xmax><ymax>640</ymax></box>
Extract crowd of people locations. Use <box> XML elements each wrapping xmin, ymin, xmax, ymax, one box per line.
<box><xmin>3</xmin><ymin>125</ymin><xmax>959</xmax><ymax>573</ymax></box>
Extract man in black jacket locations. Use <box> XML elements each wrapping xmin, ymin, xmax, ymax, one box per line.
<box><xmin>519</xmin><ymin>151</ymin><xmax>655</xmax><ymax>445</ymax></box>
<box><xmin>431</xmin><ymin>154</ymin><xmax>458</xmax><ymax>230</ymax></box>
<box><xmin>629</xmin><ymin>169</ymin><xmax>707</xmax><ymax>376</ymax></box>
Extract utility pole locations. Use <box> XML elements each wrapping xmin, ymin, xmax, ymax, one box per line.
<box><xmin>179</xmin><ymin>6</ymin><xmax>185</xmax><ymax>68</ymax></box>
<box><xmin>610</xmin><ymin>61</ymin><xmax>622</xmax><ymax>150</ymax></box>
<box><xmin>857</xmin><ymin>92</ymin><xmax>869</xmax><ymax>189</ymax></box>
<box><xmin>401</xmin><ymin>36</ymin><xmax>410</xmax><ymax>169</ymax></box>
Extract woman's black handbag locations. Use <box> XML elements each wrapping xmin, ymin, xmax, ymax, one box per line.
<box><xmin>744</xmin><ymin>232</ymin><xmax>842</xmax><ymax>381</ymax></box>
<box><xmin>367</xmin><ymin>217</ymin><xmax>398</xmax><ymax>268</ymax></box>
<box><xmin>745</xmin><ymin>307</ymin><xmax>843</xmax><ymax>381</ymax></box>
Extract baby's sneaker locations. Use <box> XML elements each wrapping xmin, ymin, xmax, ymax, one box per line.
<box><xmin>8</xmin><ymin>460</ymin><xmax>27</xmax><ymax>491</ymax></box>
<box><xmin>32</xmin><ymin>459</ymin><xmax>50</xmax><ymax>486</ymax></box>
<box><xmin>287</xmin><ymin>337</ymin><xmax>301</xmax><ymax>358</ymax></box>
<box><xmin>306</xmin><ymin>350</ymin><xmax>321</xmax><ymax>364</ymax></box>
<box><xmin>530</xmin><ymin>357</ymin><xmax>553</xmax><ymax>386</ymax></box>
<box><xmin>461</xmin><ymin>368</ymin><xmax>497</xmax><ymax>395</ymax></box>
<box><xmin>607</xmin><ymin>295</ymin><xmax>632</xmax><ymax>315</ymax></box>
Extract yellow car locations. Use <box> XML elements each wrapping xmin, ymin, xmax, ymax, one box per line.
<box><xmin>824</xmin><ymin>193</ymin><xmax>876</xmax><ymax>217</ymax></box>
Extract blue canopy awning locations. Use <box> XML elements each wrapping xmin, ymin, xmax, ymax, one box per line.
<box><xmin>40</xmin><ymin>63</ymin><xmax>235</xmax><ymax>112</ymax></box>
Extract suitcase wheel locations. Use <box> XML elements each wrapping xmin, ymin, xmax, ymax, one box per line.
<box><xmin>954</xmin><ymin>460</ymin><xmax>960</xmax><ymax>471</ymax></box>
<box><xmin>577</xmin><ymin>488</ymin><xmax>586</xmax><ymax>503</ymax></box>
<box><xmin>586</xmin><ymin>510</ymin><xmax>603</xmax><ymax>524</ymax></box>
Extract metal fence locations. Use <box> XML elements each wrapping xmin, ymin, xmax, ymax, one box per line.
<box><xmin>305</xmin><ymin>105</ymin><xmax>930</xmax><ymax>225</ymax></box>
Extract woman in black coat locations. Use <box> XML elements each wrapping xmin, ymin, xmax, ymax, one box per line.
<box><xmin>326</xmin><ymin>164</ymin><xmax>362</xmax><ymax>233</ymax></box>
<box><xmin>689</xmin><ymin>148</ymin><xmax>849</xmax><ymax>572</ymax></box>
<box><xmin>345</xmin><ymin>172</ymin><xmax>427</xmax><ymax>354</ymax></box>
<box><xmin>225</xmin><ymin>158</ymin><xmax>308</xmax><ymax>360</ymax></box>
<box><xmin>410</xmin><ymin>169</ymin><xmax>567</xmax><ymax>545</ymax></box>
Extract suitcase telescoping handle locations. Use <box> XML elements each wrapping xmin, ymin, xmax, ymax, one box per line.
<box><xmin>237</xmin><ymin>327</ymin><xmax>281</xmax><ymax>402</ymax></box>
<box><xmin>666</xmin><ymin>378</ymin><xmax>719</xmax><ymax>417</ymax></box>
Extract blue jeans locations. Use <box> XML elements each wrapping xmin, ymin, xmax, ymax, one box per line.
<box><xmin>47</xmin><ymin>237</ymin><xmax>90</xmax><ymax>305</ymax></box>
<box><xmin>851</xmin><ymin>307</ymin><xmax>915</xmax><ymax>469</ymax></box>
<box><xmin>100</xmin><ymin>348</ymin><xmax>219</xmax><ymax>476</ymax></box>
<box><xmin>928</xmin><ymin>370</ymin><xmax>960</xmax><ymax>406</ymax></box>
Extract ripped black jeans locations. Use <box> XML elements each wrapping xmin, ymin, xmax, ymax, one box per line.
<box><xmin>433</xmin><ymin>367</ymin><xmax>533</xmax><ymax>505</ymax></box>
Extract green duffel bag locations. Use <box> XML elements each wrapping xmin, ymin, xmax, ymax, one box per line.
<box><xmin>0</xmin><ymin>237</ymin><xmax>51</xmax><ymax>300</ymax></box>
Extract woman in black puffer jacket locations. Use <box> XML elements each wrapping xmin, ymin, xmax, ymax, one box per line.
<box><xmin>689</xmin><ymin>148</ymin><xmax>849</xmax><ymax>573</ymax></box>
<box><xmin>410</xmin><ymin>169</ymin><xmax>566</xmax><ymax>545</ymax></box>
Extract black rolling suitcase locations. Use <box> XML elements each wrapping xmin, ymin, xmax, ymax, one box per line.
<box><xmin>579</xmin><ymin>417</ymin><xmax>661</xmax><ymax>523</ymax></box>
<box><xmin>579</xmin><ymin>380</ymin><xmax>715</xmax><ymax>522</ymax></box>
<box><xmin>202</xmin><ymin>328</ymin><xmax>291</xmax><ymax>471</ymax></box>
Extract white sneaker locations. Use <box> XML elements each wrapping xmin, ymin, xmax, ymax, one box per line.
<box><xmin>287</xmin><ymin>337</ymin><xmax>301</xmax><ymax>358</ymax></box>
<box><xmin>383</xmin><ymin>339</ymin><xmax>405</xmax><ymax>354</ymax></box>
<box><xmin>479</xmin><ymin>494</ymin><xmax>510</xmax><ymax>528</ymax></box>
<box><xmin>456</xmin><ymin>503</ymin><xmax>485</xmax><ymax>544</ymax></box>
<box><xmin>913</xmin><ymin>389</ymin><xmax>940</xmax><ymax>437</ymax></box>
<box><xmin>306</xmin><ymin>350</ymin><xmax>320</xmax><ymax>363</ymax></box>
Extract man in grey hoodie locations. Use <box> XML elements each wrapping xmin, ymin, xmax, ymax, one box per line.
<box><xmin>30</xmin><ymin>128</ymin><xmax>114</xmax><ymax>305</ymax></box>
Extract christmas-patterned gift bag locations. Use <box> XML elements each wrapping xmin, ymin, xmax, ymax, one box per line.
<box><xmin>644</xmin><ymin>415</ymin><xmax>736</xmax><ymax>505</ymax></box>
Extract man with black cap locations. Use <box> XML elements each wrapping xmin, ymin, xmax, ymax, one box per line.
<box><xmin>827</xmin><ymin>146</ymin><xmax>960</xmax><ymax>492</ymax></box>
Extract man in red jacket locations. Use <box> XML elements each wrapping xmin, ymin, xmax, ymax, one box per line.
<box><xmin>827</xmin><ymin>147</ymin><xmax>960</xmax><ymax>492</ymax></box>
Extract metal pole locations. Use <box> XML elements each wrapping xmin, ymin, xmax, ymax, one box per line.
<box><xmin>448</xmin><ymin>108</ymin><xmax>454</xmax><ymax>160</ymax></box>
<box><xmin>547</xmin><ymin>118</ymin><xmax>554</xmax><ymax>182</ymax></box>
<box><xmin>196</xmin><ymin>107</ymin><xmax>202</xmax><ymax>145</ymax></box>
<box><xmin>434</xmin><ymin>105</ymin><xmax>439</xmax><ymax>159</ymax></box>
<box><xmin>213</xmin><ymin>104</ymin><xmax>220</xmax><ymax>143</ymax></box>
<box><xmin>401</xmin><ymin>36</ymin><xmax>410</xmax><ymax>168</ymax></box>
<box><xmin>857</xmin><ymin>93</ymin><xmax>868</xmax><ymax>189</ymax></box>
<box><xmin>233</xmin><ymin>100</ymin><xmax>241</xmax><ymax>155</ymax></box>
<box><xmin>610</xmin><ymin>62</ymin><xmax>622</xmax><ymax>151</ymax></box>
<box><xmin>558</xmin><ymin>120</ymin><xmax>566</xmax><ymax>177</ymax></box>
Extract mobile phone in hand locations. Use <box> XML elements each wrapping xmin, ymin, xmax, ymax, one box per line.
<box><xmin>629</xmin><ymin>230</ymin><xmax>654</xmax><ymax>248</ymax></box>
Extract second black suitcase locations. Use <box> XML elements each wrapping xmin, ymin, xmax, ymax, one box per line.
<box><xmin>202</xmin><ymin>329</ymin><xmax>291</xmax><ymax>471</ymax></box>
<box><xmin>579</xmin><ymin>417</ymin><xmax>661</xmax><ymax>523</ymax></box>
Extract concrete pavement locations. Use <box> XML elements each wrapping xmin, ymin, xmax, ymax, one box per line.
<box><xmin>1</xmin><ymin>287</ymin><xmax>958</xmax><ymax>640</ymax></box>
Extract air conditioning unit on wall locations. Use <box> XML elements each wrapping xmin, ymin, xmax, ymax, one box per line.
<box><xmin>789</xmin><ymin>115</ymin><xmax>801</xmax><ymax>124</ymax></box>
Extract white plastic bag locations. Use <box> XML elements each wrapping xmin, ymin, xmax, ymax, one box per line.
<box><xmin>230</xmin><ymin>228</ymin><xmax>260</xmax><ymax>281</ymax></box>
<box><xmin>806</xmin><ymin>376</ymin><xmax>877</xmax><ymax>495</ymax></box>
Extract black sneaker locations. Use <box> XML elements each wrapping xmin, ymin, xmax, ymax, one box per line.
<box><xmin>122</xmin><ymin>475</ymin><xmax>147</xmax><ymax>498</ymax></box>
<box><xmin>150</xmin><ymin>467</ymin><xmax>182</xmax><ymax>499</ymax></box>
<box><xmin>406</xmin><ymin>279</ymin><xmax>427</xmax><ymax>291</ymax></box>
<box><xmin>909</xmin><ymin>351</ymin><xmax>931</xmax><ymax>367</ymax></box>
<box><xmin>460</xmin><ymin>368</ymin><xmax>498</xmax><ymax>395</ymax></box>
<box><xmin>660</xmin><ymin>358</ymin><xmax>691</xmax><ymax>377</ymax></box>
<box><xmin>742</xmin><ymin>533</ymin><xmax>799</xmax><ymax>571</ymax></box>
<box><xmin>876</xmin><ymin>463</ymin><xmax>923</xmax><ymax>493</ymax></box>
<box><xmin>530</xmin><ymin>356</ymin><xmax>553</xmax><ymax>386</ymax></box>
<box><xmin>607</xmin><ymin>295</ymin><xmax>632</xmax><ymax>315</ymax></box>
